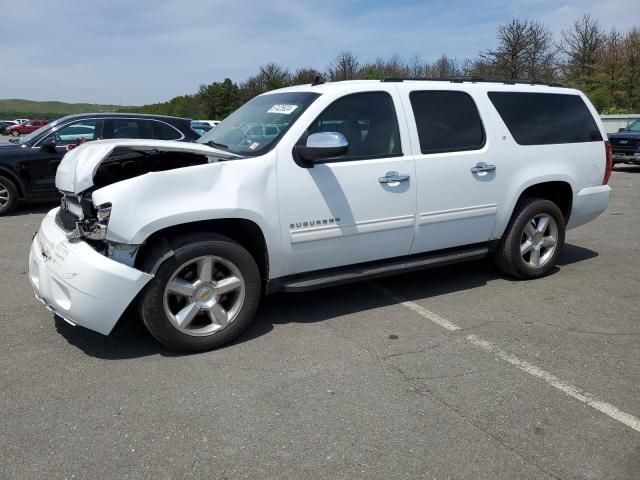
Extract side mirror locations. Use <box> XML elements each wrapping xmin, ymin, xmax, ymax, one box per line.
<box><xmin>40</xmin><ymin>138</ymin><xmax>57</xmax><ymax>153</ymax></box>
<box><xmin>618</xmin><ymin>127</ymin><xmax>626</xmax><ymax>132</ymax></box>
<box><xmin>295</xmin><ymin>132</ymin><xmax>348</xmax><ymax>164</ymax></box>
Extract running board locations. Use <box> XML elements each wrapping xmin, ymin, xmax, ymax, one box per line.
<box><xmin>269</xmin><ymin>246</ymin><xmax>489</xmax><ymax>293</ymax></box>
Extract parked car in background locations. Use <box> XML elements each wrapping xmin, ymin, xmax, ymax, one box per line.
<box><xmin>0</xmin><ymin>112</ymin><xmax>199</xmax><ymax>215</ymax></box>
<box><xmin>28</xmin><ymin>79</ymin><xmax>611</xmax><ymax>352</ymax></box>
<box><xmin>608</xmin><ymin>119</ymin><xmax>640</xmax><ymax>165</ymax></box>
<box><xmin>190</xmin><ymin>121</ymin><xmax>213</xmax><ymax>137</ymax></box>
<box><xmin>0</xmin><ymin>120</ymin><xmax>19</xmax><ymax>133</ymax></box>
<box><xmin>6</xmin><ymin>119</ymin><xmax>49</xmax><ymax>136</ymax></box>
<box><xmin>14</xmin><ymin>118</ymin><xmax>29</xmax><ymax>125</ymax></box>
<box><xmin>197</xmin><ymin>120</ymin><xmax>221</xmax><ymax>127</ymax></box>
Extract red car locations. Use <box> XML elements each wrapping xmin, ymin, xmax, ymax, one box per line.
<box><xmin>6</xmin><ymin>119</ymin><xmax>49</xmax><ymax>136</ymax></box>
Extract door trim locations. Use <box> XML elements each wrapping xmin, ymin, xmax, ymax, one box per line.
<box><xmin>419</xmin><ymin>204</ymin><xmax>497</xmax><ymax>225</ymax></box>
<box><xmin>290</xmin><ymin>214</ymin><xmax>415</xmax><ymax>244</ymax></box>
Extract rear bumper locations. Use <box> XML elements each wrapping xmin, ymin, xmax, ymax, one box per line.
<box><xmin>28</xmin><ymin>208</ymin><xmax>153</xmax><ymax>335</ymax></box>
<box><xmin>567</xmin><ymin>185</ymin><xmax>611</xmax><ymax>230</ymax></box>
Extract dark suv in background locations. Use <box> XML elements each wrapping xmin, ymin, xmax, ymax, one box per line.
<box><xmin>0</xmin><ymin>113</ymin><xmax>199</xmax><ymax>215</ymax></box>
<box><xmin>608</xmin><ymin>119</ymin><xmax>640</xmax><ymax>165</ymax></box>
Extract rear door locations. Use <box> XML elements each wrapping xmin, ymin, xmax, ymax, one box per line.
<box><xmin>399</xmin><ymin>86</ymin><xmax>506</xmax><ymax>253</ymax></box>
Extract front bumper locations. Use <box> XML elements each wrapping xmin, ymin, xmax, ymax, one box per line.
<box><xmin>566</xmin><ymin>185</ymin><xmax>611</xmax><ymax>230</ymax></box>
<box><xmin>612</xmin><ymin>152</ymin><xmax>640</xmax><ymax>163</ymax></box>
<box><xmin>28</xmin><ymin>208</ymin><xmax>153</xmax><ymax>335</ymax></box>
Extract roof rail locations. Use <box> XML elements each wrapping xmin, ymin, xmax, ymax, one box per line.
<box><xmin>381</xmin><ymin>76</ymin><xmax>565</xmax><ymax>87</ymax></box>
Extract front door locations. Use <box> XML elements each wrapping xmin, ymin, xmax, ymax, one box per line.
<box><xmin>277</xmin><ymin>90</ymin><xmax>416</xmax><ymax>275</ymax></box>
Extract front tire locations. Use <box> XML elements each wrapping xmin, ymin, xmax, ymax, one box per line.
<box><xmin>11</xmin><ymin>130</ymin><xmax>20</xmax><ymax>137</ymax></box>
<box><xmin>139</xmin><ymin>233</ymin><xmax>261</xmax><ymax>352</ymax></box>
<box><xmin>494</xmin><ymin>197</ymin><xmax>565</xmax><ymax>279</ymax></box>
<box><xmin>0</xmin><ymin>175</ymin><xmax>18</xmax><ymax>216</ymax></box>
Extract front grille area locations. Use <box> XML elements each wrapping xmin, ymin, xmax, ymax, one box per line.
<box><xmin>55</xmin><ymin>208</ymin><xmax>78</xmax><ymax>232</ymax></box>
<box><xmin>610</xmin><ymin>137</ymin><xmax>639</xmax><ymax>154</ymax></box>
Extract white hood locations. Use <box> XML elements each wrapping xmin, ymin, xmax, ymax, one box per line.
<box><xmin>55</xmin><ymin>139</ymin><xmax>240</xmax><ymax>194</ymax></box>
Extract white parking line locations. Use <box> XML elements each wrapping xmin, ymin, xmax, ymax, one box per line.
<box><xmin>372</xmin><ymin>283</ymin><xmax>640</xmax><ymax>433</ymax></box>
<box><xmin>370</xmin><ymin>283</ymin><xmax>461</xmax><ymax>331</ymax></box>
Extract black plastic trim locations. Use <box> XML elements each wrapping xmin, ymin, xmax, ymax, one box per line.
<box><xmin>266</xmin><ymin>243</ymin><xmax>489</xmax><ymax>293</ymax></box>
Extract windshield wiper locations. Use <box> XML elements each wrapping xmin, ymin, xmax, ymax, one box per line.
<box><xmin>205</xmin><ymin>140</ymin><xmax>230</xmax><ymax>150</ymax></box>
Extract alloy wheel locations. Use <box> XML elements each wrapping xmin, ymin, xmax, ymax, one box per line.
<box><xmin>163</xmin><ymin>255</ymin><xmax>245</xmax><ymax>336</ymax></box>
<box><xmin>520</xmin><ymin>214</ymin><xmax>558</xmax><ymax>269</ymax></box>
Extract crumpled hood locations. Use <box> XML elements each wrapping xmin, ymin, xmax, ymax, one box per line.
<box><xmin>55</xmin><ymin>139</ymin><xmax>239</xmax><ymax>193</ymax></box>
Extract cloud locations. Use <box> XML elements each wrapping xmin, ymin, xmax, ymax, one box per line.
<box><xmin>0</xmin><ymin>0</ymin><xmax>636</xmax><ymax>104</ymax></box>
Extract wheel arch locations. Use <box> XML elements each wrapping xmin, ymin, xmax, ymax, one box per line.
<box><xmin>0</xmin><ymin>166</ymin><xmax>25</xmax><ymax>198</ymax></box>
<box><xmin>135</xmin><ymin>217</ymin><xmax>270</xmax><ymax>280</ymax></box>
<box><xmin>495</xmin><ymin>176</ymin><xmax>575</xmax><ymax>239</ymax></box>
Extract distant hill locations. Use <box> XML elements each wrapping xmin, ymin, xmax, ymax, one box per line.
<box><xmin>0</xmin><ymin>98</ymin><xmax>137</xmax><ymax>119</ymax></box>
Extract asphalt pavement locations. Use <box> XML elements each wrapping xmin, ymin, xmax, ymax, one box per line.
<box><xmin>1</xmin><ymin>168</ymin><xmax>638</xmax><ymax>479</ymax></box>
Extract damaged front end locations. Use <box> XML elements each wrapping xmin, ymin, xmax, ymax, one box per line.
<box><xmin>53</xmin><ymin>139</ymin><xmax>239</xmax><ymax>264</ymax></box>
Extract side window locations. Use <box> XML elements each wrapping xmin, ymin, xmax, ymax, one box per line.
<box><xmin>488</xmin><ymin>92</ymin><xmax>602</xmax><ymax>145</ymax></box>
<box><xmin>111</xmin><ymin>119</ymin><xmax>153</xmax><ymax>139</ymax></box>
<box><xmin>306</xmin><ymin>91</ymin><xmax>402</xmax><ymax>161</ymax></box>
<box><xmin>410</xmin><ymin>91</ymin><xmax>485</xmax><ymax>154</ymax></box>
<box><xmin>52</xmin><ymin>120</ymin><xmax>99</xmax><ymax>146</ymax></box>
<box><xmin>151</xmin><ymin>121</ymin><xmax>183</xmax><ymax>140</ymax></box>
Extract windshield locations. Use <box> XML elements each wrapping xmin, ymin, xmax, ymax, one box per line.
<box><xmin>16</xmin><ymin>123</ymin><xmax>52</xmax><ymax>144</ymax></box>
<box><xmin>625</xmin><ymin>120</ymin><xmax>640</xmax><ymax>132</ymax></box>
<box><xmin>197</xmin><ymin>91</ymin><xmax>320</xmax><ymax>156</ymax></box>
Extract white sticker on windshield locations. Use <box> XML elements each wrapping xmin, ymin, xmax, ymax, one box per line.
<box><xmin>267</xmin><ymin>104</ymin><xmax>298</xmax><ymax>115</ymax></box>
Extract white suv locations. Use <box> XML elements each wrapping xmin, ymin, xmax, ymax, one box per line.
<box><xmin>28</xmin><ymin>79</ymin><xmax>612</xmax><ymax>351</ymax></box>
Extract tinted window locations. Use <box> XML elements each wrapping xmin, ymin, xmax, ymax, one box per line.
<box><xmin>409</xmin><ymin>91</ymin><xmax>485</xmax><ymax>154</ymax></box>
<box><xmin>111</xmin><ymin>119</ymin><xmax>153</xmax><ymax>139</ymax></box>
<box><xmin>151</xmin><ymin>120</ymin><xmax>182</xmax><ymax>140</ymax></box>
<box><xmin>306</xmin><ymin>92</ymin><xmax>402</xmax><ymax>161</ymax></box>
<box><xmin>488</xmin><ymin>92</ymin><xmax>602</xmax><ymax>145</ymax></box>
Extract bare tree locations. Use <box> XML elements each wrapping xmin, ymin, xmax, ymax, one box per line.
<box><xmin>482</xmin><ymin>18</ymin><xmax>532</xmax><ymax>79</ymax></box>
<box><xmin>427</xmin><ymin>54</ymin><xmax>460</xmax><ymax>78</ymax></box>
<box><xmin>291</xmin><ymin>67</ymin><xmax>324</xmax><ymax>85</ymax></box>
<box><xmin>560</xmin><ymin>14</ymin><xmax>605</xmax><ymax>78</ymax></box>
<box><xmin>407</xmin><ymin>54</ymin><xmax>426</xmax><ymax>77</ymax></box>
<box><xmin>327</xmin><ymin>51</ymin><xmax>360</xmax><ymax>81</ymax></box>
<box><xmin>526</xmin><ymin>21</ymin><xmax>557</xmax><ymax>80</ymax></box>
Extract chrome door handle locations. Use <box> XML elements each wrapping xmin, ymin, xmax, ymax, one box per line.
<box><xmin>470</xmin><ymin>162</ymin><xmax>496</xmax><ymax>174</ymax></box>
<box><xmin>379</xmin><ymin>171</ymin><xmax>410</xmax><ymax>183</ymax></box>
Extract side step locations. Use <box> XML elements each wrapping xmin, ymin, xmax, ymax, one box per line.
<box><xmin>270</xmin><ymin>246</ymin><xmax>489</xmax><ymax>293</ymax></box>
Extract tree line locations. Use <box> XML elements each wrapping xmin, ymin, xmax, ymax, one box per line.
<box><xmin>126</xmin><ymin>14</ymin><xmax>639</xmax><ymax>119</ymax></box>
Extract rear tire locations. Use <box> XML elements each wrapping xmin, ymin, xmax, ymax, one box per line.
<box><xmin>0</xmin><ymin>175</ymin><xmax>18</xmax><ymax>216</ymax></box>
<box><xmin>11</xmin><ymin>130</ymin><xmax>19</xmax><ymax>137</ymax></box>
<box><xmin>139</xmin><ymin>233</ymin><xmax>261</xmax><ymax>352</ymax></box>
<box><xmin>493</xmin><ymin>197</ymin><xmax>565</xmax><ymax>279</ymax></box>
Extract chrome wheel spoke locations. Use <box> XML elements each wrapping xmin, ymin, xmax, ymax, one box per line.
<box><xmin>175</xmin><ymin>302</ymin><xmax>200</xmax><ymax>328</ymax></box>
<box><xmin>520</xmin><ymin>239</ymin><xmax>533</xmax><ymax>255</ymax></box>
<box><xmin>197</xmin><ymin>257</ymin><xmax>214</xmax><ymax>283</ymax></box>
<box><xmin>529</xmin><ymin>246</ymin><xmax>541</xmax><ymax>267</ymax></box>
<box><xmin>536</xmin><ymin>215</ymin><xmax>550</xmax><ymax>234</ymax></box>
<box><xmin>207</xmin><ymin>303</ymin><xmax>228</xmax><ymax>326</ymax></box>
<box><xmin>524</xmin><ymin>222</ymin><xmax>536</xmax><ymax>239</ymax></box>
<box><xmin>167</xmin><ymin>278</ymin><xmax>197</xmax><ymax>298</ymax></box>
<box><xmin>215</xmin><ymin>276</ymin><xmax>242</xmax><ymax>295</ymax></box>
<box><xmin>542</xmin><ymin>236</ymin><xmax>556</xmax><ymax>248</ymax></box>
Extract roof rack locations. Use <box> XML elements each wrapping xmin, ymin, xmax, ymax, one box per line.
<box><xmin>381</xmin><ymin>76</ymin><xmax>565</xmax><ymax>87</ymax></box>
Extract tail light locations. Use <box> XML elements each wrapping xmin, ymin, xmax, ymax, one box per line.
<box><xmin>603</xmin><ymin>141</ymin><xmax>612</xmax><ymax>185</ymax></box>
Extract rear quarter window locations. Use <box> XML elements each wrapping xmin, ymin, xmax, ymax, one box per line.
<box><xmin>488</xmin><ymin>92</ymin><xmax>602</xmax><ymax>145</ymax></box>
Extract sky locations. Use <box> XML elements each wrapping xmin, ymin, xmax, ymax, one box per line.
<box><xmin>0</xmin><ymin>0</ymin><xmax>637</xmax><ymax>106</ymax></box>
